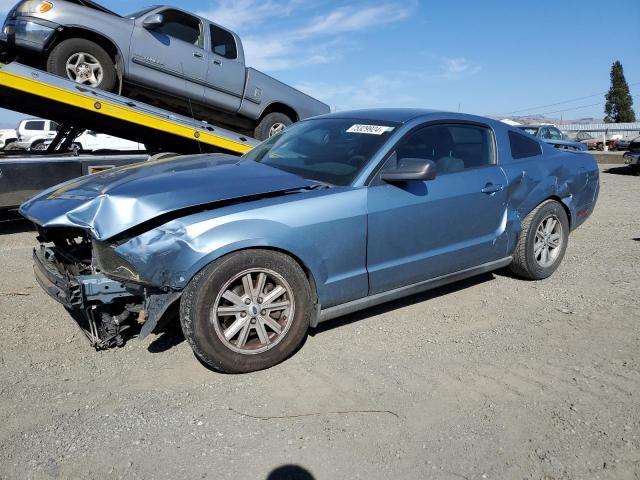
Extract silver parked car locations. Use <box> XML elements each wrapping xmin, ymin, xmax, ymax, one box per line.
<box><xmin>0</xmin><ymin>1</ymin><xmax>330</xmax><ymax>139</ymax></box>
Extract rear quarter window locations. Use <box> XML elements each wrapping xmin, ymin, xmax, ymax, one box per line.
<box><xmin>509</xmin><ymin>130</ymin><xmax>542</xmax><ymax>159</ymax></box>
<box><xmin>210</xmin><ymin>25</ymin><xmax>237</xmax><ymax>59</ymax></box>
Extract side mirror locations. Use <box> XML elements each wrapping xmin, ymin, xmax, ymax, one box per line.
<box><xmin>380</xmin><ymin>158</ymin><xmax>437</xmax><ymax>182</ymax></box>
<box><xmin>143</xmin><ymin>13</ymin><xmax>164</xmax><ymax>29</ymax></box>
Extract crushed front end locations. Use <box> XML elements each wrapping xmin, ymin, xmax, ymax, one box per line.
<box><xmin>32</xmin><ymin>226</ymin><xmax>178</xmax><ymax>349</ymax></box>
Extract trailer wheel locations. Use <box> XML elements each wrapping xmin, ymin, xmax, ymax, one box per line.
<box><xmin>254</xmin><ymin>112</ymin><xmax>292</xmax><ymax>141</ymax></box>
<box><xmin>47</xmin><ymin>39</ymin><xmax>117</xmax><ymax>91</ymax></box>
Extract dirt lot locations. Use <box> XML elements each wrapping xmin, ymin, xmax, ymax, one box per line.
<box><xmin>0</xmin><ymin>165</ymin><xmax>638</xmax><ymax>480</ymax></box>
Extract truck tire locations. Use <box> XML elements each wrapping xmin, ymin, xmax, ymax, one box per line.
<box><xmin>254</xmin><ymin>112</ymin><xmax>292</xmax><ymax>141</ymax></box>
<box><xmin>510</xmin><ymin>200</ymin><xmax>569</xmax><ymax>280</ymax></box>
<box><xmin>30</xmin><ymin>140</ymin><xmax>47</xmax><ymax>151</ymax></box>
<box><xmin>47</xmin><ymin>39</ymin><xmax>117</xmax><ymax>91</ymax></box>
<box><xmin>180</xmin><ymin>249</ymin><xmax>312</xmax><ymax>373</ymax></box>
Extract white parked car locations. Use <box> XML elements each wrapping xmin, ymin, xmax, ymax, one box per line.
<box><xmin>0</xmin><ymin>128</ymin><xmax>18</xmax><ymax>149</ymax></box>
<box><xmin>71</xmin><ymin>131</ymin><xmax>145</xmax><ymax>152</ymax></box>
<box><xmin>34</xmin><ymin>130</ymin><xmax>145</xmax><ymax>152</ymax></box>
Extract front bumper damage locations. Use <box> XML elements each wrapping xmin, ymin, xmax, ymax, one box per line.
<box><xmin>33</xmin><ymin>244</ymin><xmax>181</xmax><ymax>349</ymax></box>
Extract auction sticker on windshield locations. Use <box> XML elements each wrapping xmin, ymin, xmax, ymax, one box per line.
<box><xmin>346</xmin><ymin>124</ymin><xmax>395</xmax><ymax>135</ymax></box>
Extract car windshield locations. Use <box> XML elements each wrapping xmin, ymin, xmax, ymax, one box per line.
<box><xmin>242</xmin><ymin>118</ymin><xmax>398</xmax><ymax>186</ymax></box>
<box><xmin>518</xmin><ymin>126</ymin><xmax>540</xmax><ymax>136</ymax></box>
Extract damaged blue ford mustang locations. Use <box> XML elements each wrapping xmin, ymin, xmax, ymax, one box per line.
<box><xmin>20</xmin><ymin>109</ymin><xmax>599</xmax><ymax>373</ymax></box>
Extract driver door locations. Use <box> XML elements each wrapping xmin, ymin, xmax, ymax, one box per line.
<box><xmin>129</xmin><ymin>8</ymin><xmax>208</xmax><ymax>103</ymax></box>
<box><xmin>366</xmin><ymin>122</ymin><xmax>509</xmax><ymax>294</ymax></box>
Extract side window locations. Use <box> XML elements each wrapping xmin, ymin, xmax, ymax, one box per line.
<box><xmin>24</xmin><ymin>120</ymin><xmax>45</xmax><ymax>131</ymax></box>
<box><xmin>210</xmin><ymin>25</ymin><xmax>237</xmax><ymax>59</ymax></box>
<box><xmin>394</xmin><ymin>123</ymin><xmax>495</xmax><ymax>175</ymax></box>
<box><xmin>49</xmin><ymin>121</ymin><xmax>58</xmax><ymax>131</ymax></box>
<box><xmin>155</xmin><ymin>10</ymin><xmax>203</xmax><ymax>47</ymax></box>
<box><xmin>509</xmin><ymin>130</ymin><xmax>542</xmax><ymax>159</ymax></box>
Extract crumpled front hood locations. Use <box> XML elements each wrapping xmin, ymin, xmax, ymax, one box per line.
<box><xmin>19</xmin><ymin>154</ymin><xmax>317</xmax><ymax>240</ymax></box>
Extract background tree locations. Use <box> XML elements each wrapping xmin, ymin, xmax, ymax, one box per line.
<box><xmin>604</xmin><ymin>61</ymin><xmax>636</xmax><ymax>123</ymax></box>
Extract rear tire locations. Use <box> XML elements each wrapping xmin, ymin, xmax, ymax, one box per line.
<box><xmin>180</xmin><ymin>249</ymin><xmax>312</xmax><ymax>373</ymax></box>
<box><xmin>47</xmin><ymin>38</ymin><xmax>117</xmax><ymax>91</ymax></box>
<box><xmin>30</xmin><ymin>139</ymin><xmax>46</xmax><ymax>151</ymax></box>
<box><xmin>254</xmin><ymin>112</ymin><xmax>293</xmax><ymax>141</ymax></box>
<box><xmin>510</xmin><ymin>200</ymin><xmax>569</xmax><ymax>280</ymax></box>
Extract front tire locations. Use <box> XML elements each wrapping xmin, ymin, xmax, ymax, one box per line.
<box><xmin>180</xmin><ymin>250</ymin><xmax>312</xmax><ymax>373</ymax></box>
<box><xmin>47</xmin><ymin>39</ymin><xmax>117</xmax><ymax>91</ymax></box>
<box><xmin>510</xmin><ymin>200</ymin><xmax>570</xmax><ymax>280</ymax></box>
<box><xmin>254</xmin><ymin>112</ymin><xmax>293</xmax><ymax>141</ymax></box>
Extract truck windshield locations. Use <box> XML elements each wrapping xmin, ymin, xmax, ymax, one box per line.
<box><xmin>242</xmin><ymin>118</ymin><xmax>398</xmax><ymax>186</ymax></box>
<box><xmin>518</xmin><ymin>127</ymin><xmax>540</xmax><ymax>136</ymax></box>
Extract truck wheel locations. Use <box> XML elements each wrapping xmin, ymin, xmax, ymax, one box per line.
<box><xmin>47</xmin><ymin>39</ymin><xmax>117</xmax><ymax>91</ymax></box>
<box><xmin>254</xmin><ymin>112</ymin><xmax>292</xmax><ymax>141</ymax></box>
<box><xmin>30</xmin><ymin>140</ymin><xmax>47</xmax><ymax>151</ymax></box>
<box><xmin>510</xmin><ymin>200</ymin><xmax>570</xmax><ymax>280</ymax></box>
<box><xmin>180</xmin><ymin>249</ymin><xmax>312</xmax><ymax>373</ymax></box>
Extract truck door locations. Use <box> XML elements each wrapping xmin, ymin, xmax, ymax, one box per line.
<box><xmin>203</xmin><ymin>24</ymin><xmax>245</xmax><ymax>112</ymax></box>
<box><xmin>129</xmin><ymin>8</ymin><xmax>207</xmax><ymax>103</ymax></box>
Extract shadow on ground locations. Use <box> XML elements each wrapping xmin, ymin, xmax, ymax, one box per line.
<box><xmin>0</xmin><ymin>212</ymin><xmax>34</xmax><ymax>235</ymax></box>
<box><xmin>146</xmin><ymin>273</ymin><xmax>497</xmax><ymax>351</ymax></box>
<box><xmin>604</xmin><ymin>166</ymin><xmax>639</xmax><ymax>176</ymax></box>
<box><xmin>313</xmin><ymin>272</ymin><xmax>495</xmax><ymax>335</ymax></box>
<box><xmin>266</xmin><ymin>465</ymin><xmax>315</xmax><ymax>480</ymax></box>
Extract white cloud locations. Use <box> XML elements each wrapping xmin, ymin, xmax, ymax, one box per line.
<box><xmin>440</xmin><ymin>57</ymin><xmax>481</xmax><ymax>80</ymax></box>
<box><xmin>226</xmin><ymin>0</ymin><xmax>416</xmax><ymax>72</ymax></box>
<box><xmin>197</xmin><ymin>0</ymin><xmax>302</xmax><ymax>31</ymax></box>
<box><xmin>296</xmin><ymin>74</ymin><xmax>419</xmax><ymax>111</ymax></box>
<box><xmin>289</xmin><ymin>2</ymin><xmax>414</xmax><ymax>40</ymax></box>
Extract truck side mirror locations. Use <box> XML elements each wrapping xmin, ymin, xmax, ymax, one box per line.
<box><xmin>143</xmin><ymin>14</ymin><xmax>164</xmax><ymax>29</ymax></box>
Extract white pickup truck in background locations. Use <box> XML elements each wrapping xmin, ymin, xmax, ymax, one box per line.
<box><xmin>8</xmin><ymin>118</ymin><xmax>58</xmax><ymax>150</ymax></box>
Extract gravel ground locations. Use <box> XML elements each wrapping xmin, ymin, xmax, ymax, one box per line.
<box><xmin>0</xmin><ymin>164</ymin><xmax>638</xmax><ymax>480</ymax></box>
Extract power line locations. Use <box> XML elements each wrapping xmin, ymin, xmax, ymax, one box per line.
<box><xmin>538</xmin><ymin>95</ymin><xmax>639</xmax><ymax>116</ymax></box>
<box><xmin>498</xmin><ymin>82</ymin><xmax>640</xmax><ymax>116</ymax></box>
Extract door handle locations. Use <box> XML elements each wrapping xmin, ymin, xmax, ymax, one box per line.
<box><xmin>481</xmin><ymin>183</ymin><xmax>504</xmax><ymax>194</ymax></box>
<box><xmin>213</xmin><ymin>59</ymin><xmax>222</xmax><ymax>66</ymax></box>
<box><xmin>193</xmin><ymin>52</ymin><xmax>203</xmax><ymax>58</ymax></box>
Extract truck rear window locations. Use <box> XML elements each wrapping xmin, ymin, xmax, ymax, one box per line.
<box><xmin>210</xmin><ymin>25</ymin><xmax>237</xmax><ymax>59</ymax></box>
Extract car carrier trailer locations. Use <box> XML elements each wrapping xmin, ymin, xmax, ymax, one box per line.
<box><xmin>0</xmin><ymin>62</ymin><xmax>260</xmax><ymax>210</ymax></box>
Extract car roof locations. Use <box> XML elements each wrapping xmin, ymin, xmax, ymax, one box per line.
<box><xmin>312</xmin><ymin>108</ymin><xmax>500</xmax><ymax>125</ymax></box>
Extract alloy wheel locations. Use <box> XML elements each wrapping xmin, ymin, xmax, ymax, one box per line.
<box><xmin>65</xmin><ymin>52</ymin><xmax>104</xmax><ymax>87</ymax></box>
<box><xmin>268</xmin><ymin>122</ymin><xmax>287</xmax><ymax>137</ymax></box>
<box><xmin>211</xmin><ymin>269</ymin><xmax>295</xmax><ymax>354</ymax></box>
<box><xmin>533</xmin><ymin>214</ymin><xmax>563</xmax><ymax>268</ymax></box>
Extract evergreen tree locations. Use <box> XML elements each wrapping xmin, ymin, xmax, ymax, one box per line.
<box><xmin>604</xmin><ymin>61</ymin><xmax>636</xmax><ymax>123</ymax></box>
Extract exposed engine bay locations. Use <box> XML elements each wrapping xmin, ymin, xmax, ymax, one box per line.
<box><xmin>34</xmin><ymin>226</ymin><xmax>175</xmax><ymax>349</ymax></box>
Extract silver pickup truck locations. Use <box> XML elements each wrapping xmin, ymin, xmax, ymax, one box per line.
<box><xmin>0</xmin><ymin>0</ymin><xmax>330</xmax><ymax>139</ymax></box>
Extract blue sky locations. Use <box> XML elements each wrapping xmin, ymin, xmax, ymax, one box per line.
<box><xmin>1</xmin><ymin>0</ymin><xmax>639</xmax><ymax>127</ymax></box>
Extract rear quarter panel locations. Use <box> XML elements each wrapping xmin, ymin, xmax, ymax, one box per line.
<box><xmin>497</xmin><ymin>127</ymin><xmax>599</xmax><ymax>254</ymax></box>
<box><xmin>239</xmin><ymin>68</ymin><xmax>330</xmax><ymax>121</ymax></box>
